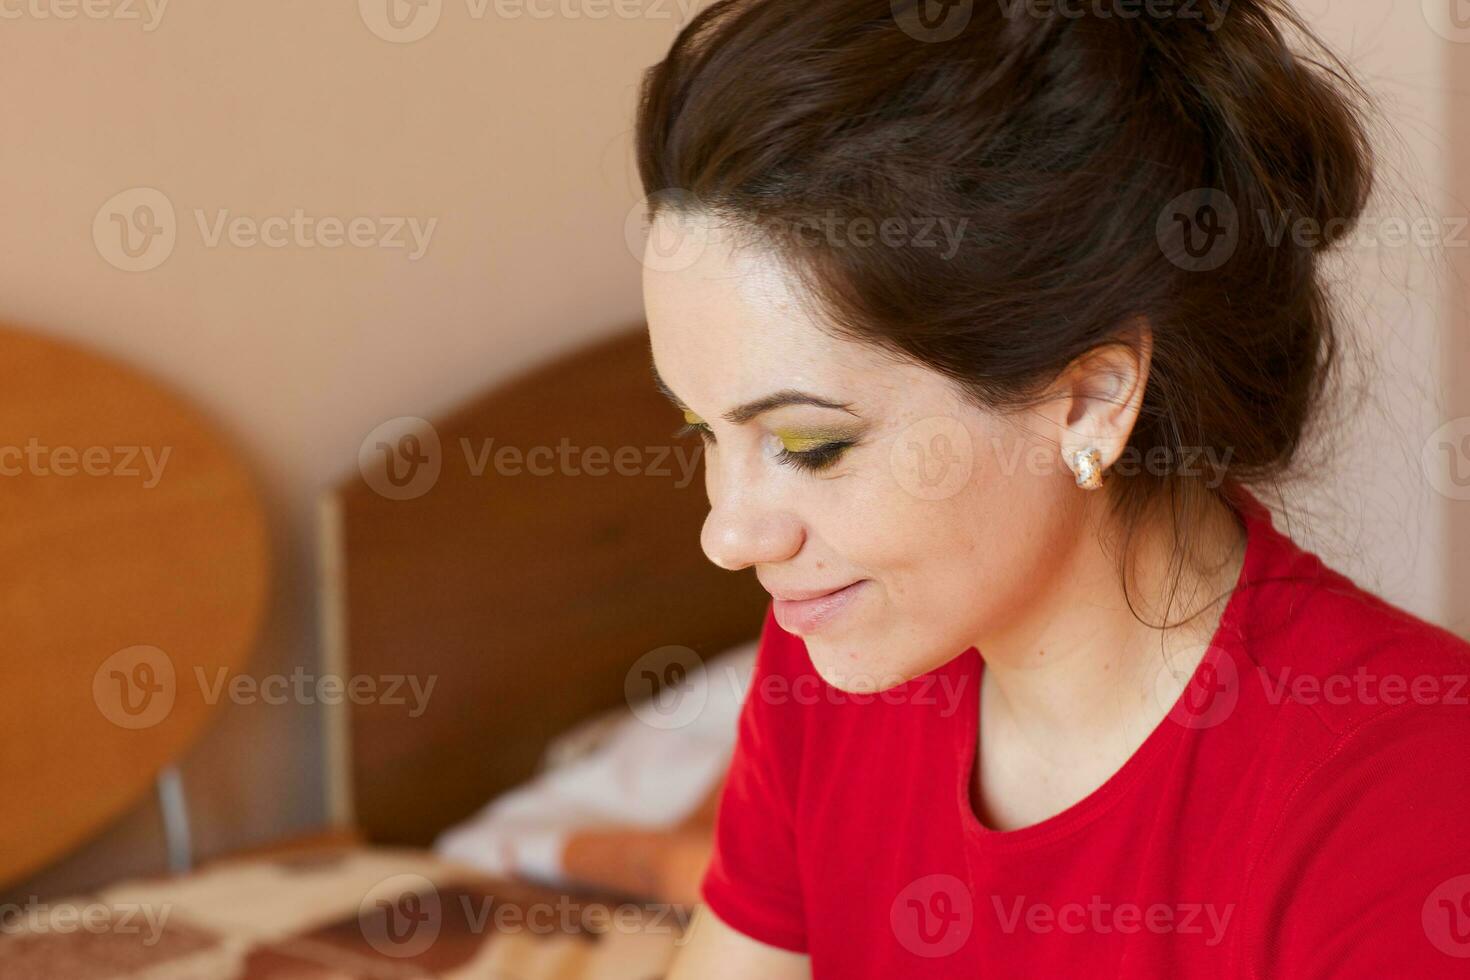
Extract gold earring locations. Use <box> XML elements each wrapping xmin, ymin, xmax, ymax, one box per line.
<box><xmin>1070</xmin><ymin>447</ymin><xmax>1105</xmax><ymax>490</ymax></box>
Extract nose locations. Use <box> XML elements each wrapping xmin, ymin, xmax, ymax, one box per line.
<box><xmin>699</xmin><ymin>460</ymin><xmax>803</xmax><ymax>572</ymax></box>
<box><xmin>701</xmin><ymin>506</ymin><xmax>803</xmax><ymax>571</ymax></box>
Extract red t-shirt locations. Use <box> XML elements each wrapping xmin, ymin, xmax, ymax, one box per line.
<box><xmin>700</xmin><ymin>486</ymin><xmax>1470</xmax><ymax>977</ymax></box>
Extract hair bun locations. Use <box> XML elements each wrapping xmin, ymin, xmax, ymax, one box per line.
<box><xmin>1127</xmin><ymin>0</ymin><xmax>1373</xmax><ymax>253</ymax></box>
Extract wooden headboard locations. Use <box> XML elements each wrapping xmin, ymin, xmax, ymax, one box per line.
<box><xmin>322</xmin><ymin>325</ymin><xmax>770</xmax><ymax>846</ymax></box>
<box><xmin>0</xmin><ymin>325</ymin><xmax>270</xmax><ymax>887</ymax></box>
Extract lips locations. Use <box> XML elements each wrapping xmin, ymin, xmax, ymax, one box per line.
<box><xmin>764</xmin><ymin>582</ymin><xmax>860</xmax><ymax>602</ymax></box>
<box><xmin>767</xmin><ymin>579</ymin><xmax>868</xmax><ymax>635</ymax></box>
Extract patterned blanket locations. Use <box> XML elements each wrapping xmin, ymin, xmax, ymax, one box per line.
<box><xmin>0</xmin><ymin>846</ymin><xmax>689</xmax><ymax>978</ymax></box>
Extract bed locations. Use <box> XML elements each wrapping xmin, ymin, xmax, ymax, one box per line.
<box><xmin>0</xmin><ymin>323</ymin><xmax>770</xmax><ymax>978</ymax></box>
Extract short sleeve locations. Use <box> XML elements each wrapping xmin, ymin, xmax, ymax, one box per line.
<box><xmin>698</xmin><ymin>604</ymin><xmax>809</xmax><ymax>953</ymax></box>
<box><xmin>1246</xmin><ymin>700</ymin><xmax>1470</xmax><ymax>976</ymax></box>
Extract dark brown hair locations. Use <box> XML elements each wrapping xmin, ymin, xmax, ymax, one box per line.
<box><xmin>635</xmin><ymin>0</ymin><xmax>1373</xmax><ymax>625</ymax></box>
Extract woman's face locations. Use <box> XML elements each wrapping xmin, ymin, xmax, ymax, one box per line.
<box><xmin>643</xmin><ymin>211</ymin><xmax>1091</xmax><ymax>692</ymax></box>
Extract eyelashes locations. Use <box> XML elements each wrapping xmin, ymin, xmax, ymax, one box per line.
<box><xmin>675</xmin><ymin>421</ymin><xmax>855</xmax><ymax>474</ymax></box>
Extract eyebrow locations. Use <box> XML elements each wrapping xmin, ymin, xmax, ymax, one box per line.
<box><xmin>649</xmin><ymin>357</ymin><xmax>859</xmax><ymax>425</ymax></box>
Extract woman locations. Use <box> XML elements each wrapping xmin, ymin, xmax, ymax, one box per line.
<box><xmin>635</xmin><ymin>0</ymin><xmax>1470</xmax><ymax>976</ymax></box>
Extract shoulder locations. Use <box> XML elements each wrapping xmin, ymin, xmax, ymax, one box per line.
<box><xmin>1240</xmin><ymin>695</ymin><xmax>1470</xmax><ymax>974</ymax></box>
<box><xmin>1231</xmin><ymin>522</ymin><xmax>1470</xmax><ymax>972</ymax></box>
<box><xmin>1232</xmin><ymin>501</ymin><xmax>1470</xmax><ymax>741</ymax></box>
<box><xmin>1242</xmin><ymin>568</ymin><xmax>1470</xmax><ymax>836</ymax></box>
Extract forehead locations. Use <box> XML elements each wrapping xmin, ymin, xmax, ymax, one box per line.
<box><xmin>642</xmin><ymin>211</ymin><xmax>900</xmax><ymax>407</ymax></box>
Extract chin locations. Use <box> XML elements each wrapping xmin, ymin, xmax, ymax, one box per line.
<box><xmin>802</xmin><ymin>632</ymin><xmax>923</xmax><ymax>696</ymax></box>
<box><xmin>803</xmin><ymin>620</ymin><xmax>974</xmax><ymax>697</ymax></box>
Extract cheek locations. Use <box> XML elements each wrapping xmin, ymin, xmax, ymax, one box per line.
<box><xmin>863</xmin><ymin>417</ymin><xmax>1055</xmax><ymax>576</ymax></box>
<box><xmin>802</xmin><ymin>421</ymin><xmax>1018</xmax><ymax>583</ymax></box>
<box><xmin>862</xmin><ymin>426</ymin><xmax>1077</xmax><ymax>626</ymax></box>
<box><xmin>799</xmin><ymin>418</ymin><xmax>1081</xmax><ymax>688</ymax></box>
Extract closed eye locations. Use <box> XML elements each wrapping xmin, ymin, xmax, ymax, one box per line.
<box><xmin>675</xmin><ymin>421</ymin><xmax>853</xmax><ymax>473</ymax></box>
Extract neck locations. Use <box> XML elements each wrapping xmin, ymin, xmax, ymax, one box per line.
<box><xmin>977</xmin><ymin>489</ymin><xmax>1248</xmax><ymax>751</ymax></box>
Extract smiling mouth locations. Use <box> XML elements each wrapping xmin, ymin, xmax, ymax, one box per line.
<box><xmin>763</xmin><ymin>581</ymin><xmax>861</xmax><ymax>602</ymax></box>
<box><xmin>769</xmin><ymin>579</ymin><xmax>869</xmax><ymax>635</ymax></box>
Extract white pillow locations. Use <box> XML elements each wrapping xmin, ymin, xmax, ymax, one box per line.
<box><xmin>432</xmin><ymin>640</ymin><xmax>757</xmax><ymax>886</ymax></box>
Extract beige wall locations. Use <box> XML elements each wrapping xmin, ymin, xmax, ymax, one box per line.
<box><xmin>1292</xmin><ymin>0</ymin><xmax>1464</xmax><ymax>628</ymax></box>
<box><xmin>1</xmin><ymin>0</ymin><xmax>691</xmax><ymax>897</ymax></box>
<box><xmin>2</xmin><ymin>0</ymin><xmax>1464</xmax><ymax>897</ymax></box>
<box><xmin>1445</xmin><ymin>6</ymin><xmax>1470</xmax><ymax>634</ymax></box>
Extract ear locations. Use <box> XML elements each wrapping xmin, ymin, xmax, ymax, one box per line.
<box><xmin>1041</xmin><ymin>319</ymin><xmax>1153</xmax><ymax>483</ymax></box>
